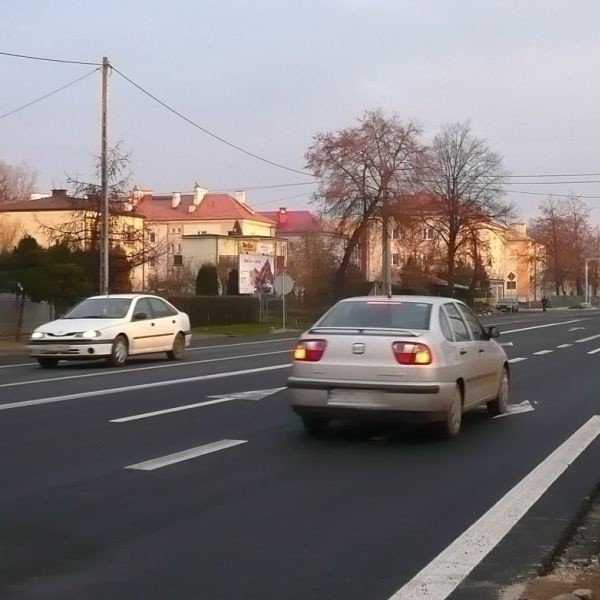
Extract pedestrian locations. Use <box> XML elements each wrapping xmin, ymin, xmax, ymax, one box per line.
<box><xmin>541</xmin><ymin>296</ymin><xmax>548</xmax><ymax>312</ymax></box>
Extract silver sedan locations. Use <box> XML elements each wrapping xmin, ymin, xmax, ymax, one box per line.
<box><xmin>287</xmin><ymin>295</ymin><xmax>509</xmax><ymax>437</ymax></box>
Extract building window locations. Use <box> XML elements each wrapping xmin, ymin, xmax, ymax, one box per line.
<box><xmin>424</xmin><ymin>227</ymin><xmax>436</xmax><ymax>241</ymax></box>
<box><xmin>173</xmin><ymin>254</ymin><xmax>183</xmax><ymax>266</ymax></box>
<box><xmin>506</xmin><ymin>281</ymin><xmax>517</xmax><ymax>290</ymax></box>
<box><xmin>175</xmin><ymin>243</ymin><xmax>181</xmax><ymax>254</ymax></box>
<box><xmin>168</xmin><ymin>243</ymin><xmax>174</xmax><ymax>254</ymax></box>
<box><xmin>391</xmin><ymin>227</ymin><xmax>400</xmax><ymax>240</ymax></box>
<box><xmin>148</xmin><ymin>232</ymin><xmax>156</xmax><ymax>244</ymax></box>
<box><xmin>392</xmin><ymin>253</ymin><xmax>400</xmax><ymax>266</ymax></box>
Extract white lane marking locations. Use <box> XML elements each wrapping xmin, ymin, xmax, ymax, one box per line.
<box><xmin>0</xmin><ymin>364</ymin><xmax>291</xmax><ymax>412</ymax></box>
<box><xmin>575</xmin><ymin>334</ymin><xmax>600</xmax><ymax>343</ymax></box>
<box><xmin>533</xmin><ymin>350</ymin><xmax>553</xmax><ymax>355</ymax></box>
<box><xmin>125</xmin><ymin>439</ymin><xmax>247</xmax><ymax>471</ymax></box>
<box><xmin>502</xmin><ymin>319</ymin><xmax>582</xmax><ymax>334</ymax></box>
<box><xmin>0</xmin><ymin>362</ymin><xmax>36</xmax><ymax>369</ymax></box>
<box><xmin>388</xmin><ymin>415</ymin><xmax>600</xmax><ymax>600</ymax></box>
<box><xmin>111</xmin><ymin>387</ymin><xmax>287</xmax><ymax>423</ymax></box>
<box><xmin>493</xmin><ymin>400</ymin><xmax>534</xmax><ymax>419</ymax></box>
<box><xmin>187</xmin><ymin>337</ymin><xmax>296</xmax><ymax>351</ymax></box>
<box><xmin>569</xmin><ymin>327</ymin><xmax>586</xmax><ymax>331</ymax></box>
<box><xmin>0</xmin><ymin>351</ymin><xmax>289</xmax><ymax>389</ymax></box>
<box><xmin>588</xmin><ymin>348</ymin><xmax>600</xmax><ymax>355</ymax></box>
<box><xmin>499</xmin><ymin>342</ymin><xmax>514</xmax><ymax>347</ymax></box>
<box><xmin>508</xmin><ymin>357</ymin><xmax>527</xmax><ymax>363</ymax></box>
<box><xmin>557</xmin><ymin>344</ymin><xmax>573</xmax><ymax>348</ymax></box>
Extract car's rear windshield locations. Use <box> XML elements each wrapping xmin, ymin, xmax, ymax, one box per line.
<box><xmin>317</xmin><ymin>300</ymin><xmax>432</xmax><ymax>330</ymax></box>
<box><xmin>63</xmin><ymin>298</ymin><xmax>132</xmax><ymax>319</ymax></box>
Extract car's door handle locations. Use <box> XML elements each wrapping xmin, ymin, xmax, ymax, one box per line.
<box><xmin>151</xmin><ymin>322</ymin><xmax>155</xmax><ymax>327</ymax></box>
<box><xmin>478</xmin><ymin>348</ymin><xmax>485</xmax><ymax>353</ymax></box>
<box><xmin>172</xmin><ymin>320</ymin><xmax>176</xmax><ymax>324</ymax></box>
<box><xmin>459</xmin><ymin>349</ymin><xmax>467</xmax><ymax>355</ymax></box>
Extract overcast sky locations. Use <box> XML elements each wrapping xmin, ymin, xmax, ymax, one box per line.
<box><xmin>2</xmin><ymin>0</ymin><xmax>600</xmax><ymax>221</ymax></box>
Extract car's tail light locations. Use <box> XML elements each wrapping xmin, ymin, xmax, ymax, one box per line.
<box><xmin>293</xmin><ymin>340</ymin><xmax>327</xmax><ymax>362</ymax></box>
<box><xmin>392</xmin><ymin>342</ymin><xmax>432</xmax><ymax>365</ymax></box>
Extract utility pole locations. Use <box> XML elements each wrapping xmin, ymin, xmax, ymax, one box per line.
<box><xmin>100</xmin><ymin>56</ymin><xmax>109</xmax><ymax>295</ymax></box>
<box><xmin>381</xmin><ymin>193</ymin><xmax>392</xmax><ymax>296</ymax></box>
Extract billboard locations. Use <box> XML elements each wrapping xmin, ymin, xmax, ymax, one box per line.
<box><xmin>238</xmin><ymin>254</ymin><xmax>275</xmax><ymax>295</ymax></box>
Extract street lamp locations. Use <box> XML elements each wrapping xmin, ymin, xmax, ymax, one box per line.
<box><xmin>584</xmin><ymin>257</ymin><xmax>600</xmax><ymax>305</ymax></box>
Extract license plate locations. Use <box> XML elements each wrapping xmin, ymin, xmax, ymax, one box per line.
<box><xmin>44</xmin><ymin>345</ymin><xmax>70</xmax><ymax>353</ymax></box>
<box><xmin>328</xmin><ymin>389</ymin><xmax>380</xmax><ymax>405</ymax></box>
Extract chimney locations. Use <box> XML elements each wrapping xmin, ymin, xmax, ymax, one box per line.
<box><xmin>193</xmin><ymin>182</ymin><xmax>207</xmax><ymax>206</ymax></box>
<box><xmin>278</xmin><ymin>206</ymin><xmax>287</xmax><ymax>224</ymax></box>
<box><xmin>131</xmin><ymin>185</ymin><xmax>145</xmax><ymax>204</ymax></box>
<box><xmin>171</xmin><ymin>192</ymin><xmax>181</xmax><ymax>209</ymax></box>
<box><xmin>51</xmin><ymin>189</ymin><xmax>67</xmax><ymax>198</ymax></box>
<box><xmin>234</xmin><ymin>190</ymin><xmax>246</xmax><ymax>204</ymax></box>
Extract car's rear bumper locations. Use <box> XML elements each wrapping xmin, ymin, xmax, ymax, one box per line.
<box><xmin>292</xmin><ymin>405</ymin><xmax>447</xmax><ymax>423</ymax></box>
<box><xmin>28</xmin><ymin>340</ymin><xmax>113</xmax><ymax>358</ymax></box>
<box><xmin>287</xmin><ymin>377</ymin><xmax>455</xmax><ymax>415</ymax></box>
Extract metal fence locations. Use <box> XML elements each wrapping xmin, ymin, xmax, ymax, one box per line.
<box><xmin>0</xmin><ymin>295</ymin><xmax>55</xmax><ymax>337</ymax></box>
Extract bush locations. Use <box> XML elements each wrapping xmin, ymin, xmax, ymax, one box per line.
<box><xmin>196</xmin><ymin>263</ymin><xmax>219</xmax><ymax>296</ymax></box>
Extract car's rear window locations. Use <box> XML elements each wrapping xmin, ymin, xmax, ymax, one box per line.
<box><xmin>317</xmin><ymin>300</ymin><xmax>432</xmax><ymax>330</ymax></box>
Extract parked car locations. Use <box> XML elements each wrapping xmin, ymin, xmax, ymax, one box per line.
<box><xmin>27</xmin><ymin>294</ymin><xmax>191</xmax><ymax>368</ymax></box>
<box><xmin>496</xmin><ymin>300</ymin><xmax>519</xmax><ymax>312</ymax></box>
<box><xmin>287</xmin><ymin>295</ymin><xmax>509</xmax><ymax>438</ymax></box>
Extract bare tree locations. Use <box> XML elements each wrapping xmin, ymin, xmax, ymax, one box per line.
<box><xmin>0</xmin><ymin>161</ymin><xmax>37</xmax><ymax>205</ymax></box>
<box><xmin>0</xmin><ymin>215</ymin><xmax>20</xmax><ymax>252</ymax></box>
<box><xmin>416</xmin><ymin>122</ymin><xmax>511</xmax><ymax>292</ymax></box>
<box><xmin>305</xmin><ymin>109</ymin><xmax>425</xmax><ymax>297</ymax></box>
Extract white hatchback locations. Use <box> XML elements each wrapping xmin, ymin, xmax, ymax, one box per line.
<box><xmin>28</xmin><ymin>294</ymin><xmax>191</xmax><ymax>368</ymax></box>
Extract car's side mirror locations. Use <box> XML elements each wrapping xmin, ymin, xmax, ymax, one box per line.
<box><xmin>484</xmin><ymin>326</ymin><xmax>500</xmax><ymax>340</ymax></box>
<box><xmin>133</xmin><ymin>312</ymin><xmax>147</xmax><ymax>321</ymax></box>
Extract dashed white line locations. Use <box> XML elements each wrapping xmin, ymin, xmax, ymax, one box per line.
<box><xmin>575</xmin><ymin>334</ymin><xmax>600</xmax><ymax>344</ymax></box>
<box><xmin>557</xmin><ymin>344</ymin><xmax>573</xmax><ymax>348</ymax></box>
<box><xmin>508</xmin><ymin>357</ymin><xmax>528</xmax><ymax>364</ymax></box>
<box><xmin>388</xmin><ymin>415</ymin><xmax>600</xmax><ymax>600</ymax></box>
<box><xmin>588</xmin><ymin>348</ymin><xmax>600</xmax><ymax>355</ymax></box>
<box><xmin>0</xmin><ymin>364</ymin><xmax>291</xmax><ymax>411</ymax></box>
<box><xmin>502</xmin><ymin>319</ymin><xmax>583</xmax><ymax>334</ymax></box>
<box><xmin>533</xmin><ymin>350</ymin><xmax>553</xmax><ymax>355</ymax></box>
<box><xmin>125</xmin><ymin>439</ymin><xmax>247</xmax><ymax>471</ymax></box>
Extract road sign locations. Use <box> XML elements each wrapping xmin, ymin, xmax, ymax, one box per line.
<box><xmin>273</xmin><ymin>273</ymin><xmax>295</xmax><ymax>296</ymax></box>
<box><xmin>507</xmin><ymin>272</ymin><xmax>516</xmax><ymax>281</ymax></box>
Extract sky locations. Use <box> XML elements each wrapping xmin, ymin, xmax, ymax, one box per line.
<box><xmin>2</xmin><ymin>0</ymin><xmax>600</xmax><ymax>222</ymax></box>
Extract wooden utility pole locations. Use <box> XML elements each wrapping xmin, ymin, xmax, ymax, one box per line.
<box><xmin>381</xmin><ymin>193</ymin><xmax>392</xmax><ymax>297</ymax></box>
<box><xmin>100</xmin><ymin>56</ymin><xmax>109</xmax><ymax>295</ymax></box>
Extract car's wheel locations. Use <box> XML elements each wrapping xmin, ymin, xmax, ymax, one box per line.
<box><xmin>438</xmin><ymin>384</ymin><xmax>463</xmax><ymax>438</ymax></box>
<box><xmin>167</xmin><ymin>333</ymin><xmax>185</xmax><ymax>361</ymax></box>
<box><xmin>37</xmin><ymin>357</ymin><xmax>59</xmax><ymax>369</ymax></box>
<box><xmin>106</xmin><ymin>335</ymin><xmax>128</xmax><ymax>367</ymax></box>
<box><xmin>487</xmin><ymin>368</ymin><xmax>509</xmax><ymax>416</ymax></box>
<box><xmin>301</xmin><ymin>416</ymin><xmax>330</xmax><ymax>437</ymax></box>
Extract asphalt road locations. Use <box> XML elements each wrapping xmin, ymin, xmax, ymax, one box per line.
<box><xmin>1</xmin><ymin>312</ymin><xmax>599</xmax><ymax>599</ymax></box>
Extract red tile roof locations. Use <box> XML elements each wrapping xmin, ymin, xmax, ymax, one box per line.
<box><xmin>135</xmin><ymin>193</ymin><xmax>276</xmax><ymax>224</ymax></box>
<box><xmin>259</xmin><ymin>209</ymin><xmax>337</xmax><ymax>234</ymax></box>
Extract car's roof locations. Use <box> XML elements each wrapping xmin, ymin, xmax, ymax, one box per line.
<box><xmin>339</xmin><ymin>295</ymin><xmax>458</xmax><ymax>306</ymax></box>
<box><xmin>86</xmin><ymin>294</ymin><xmax>157</xmax><ymax>300</ymax></box>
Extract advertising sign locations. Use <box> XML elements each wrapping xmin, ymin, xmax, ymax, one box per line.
<box><xmin>238</xmin><ymin>254</ymin><xmax>275</xmax><ymax>294</ymax></box>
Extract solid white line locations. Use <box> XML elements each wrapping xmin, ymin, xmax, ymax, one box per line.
<box><xmin>575</xmin><ymin>334</ymin><xmax>600</xmax><ymax>343</ymax></box>
<box><xmin>508</xmin><ymin>357</ymin><xmax>527</xmax><ymax>363</ymax></box>
<box><xmin>502</xmin><ymin>319</ymin><xmax>582</xmax><ymax>334</ymax></box>
<box><xmin>588</xmin><ymin>348</ymin><xmax>600</xmax><ymax>355</ymax></box>
<box><xmin>0</xmin><ymin>364</ymin><xmax>291</xmax><ymax>411</ymax></box>
<box><xmin>557</xmin><ymin>344</ymin><xmax>573</xmax><ymax>348</ymax></box>
<box><xmin>0</xmin><ymin>362</ymin><xmax>36</xmax><ymax>369</ymax></box>
<box><xmin>187</xmin><ymin>337</ymin><xmax>296</xmax><ymax>351</ymax></box>
<box><xmin>0</xmin><ymin>350</ymin><xmax>289</xmax><ymax>389</ymax></box>
<box><xmin>125</xmin><ymin>439</ymin><xmax>247</xmax><ymax>471</ymax></box>
<box><xmin>388</xmin><ymin>415</ymin><xmax>600</xmax><ymax>600</ymax></box>
<box><xmin>112</xmin><ymin>398</ymin><xmax>236</xmax><ymax>422</ymax></box>
<box><xmin>533</xmin><ymin>350</ymin><xmax>553</xmax><ymax>355</ymax></box>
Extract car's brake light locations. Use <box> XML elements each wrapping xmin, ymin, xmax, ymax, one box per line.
<box><xmin>392</xmin><ymin>342</ymin><xmax>432</xmax><ymax>365</ymax></box>
<box><xmin>293</xmin><ymin>340</ymin><xmax>327</xmax><ymax>362</ymax></box>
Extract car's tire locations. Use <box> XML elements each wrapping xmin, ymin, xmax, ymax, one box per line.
<box><xmin>106</xmin><ymin>335</ymin><xmax>128</xmax><ymax>367</ymax></box>
<box><xmin>301</xmin><ymin>416</ymin><xmax>330</xmax><ymax>437</ymax></box>
<box><xmin>438</xmin><ymin>384</ymin><xmax>463</xmax><ymax>438</ymax></box>
<box><xmin>167</xmin><ymin>333</ymin><xmax>185</xmax><ymax>361</ymax></box>
<box><xmin>37</xmin><ymin>357</ymin><xmax>59</xmax><ymax>369</ymax></box>
<box><xmin>487</xmin><ymin>368</ymin><xmax>509</xmax><ymax>416</ymax></box>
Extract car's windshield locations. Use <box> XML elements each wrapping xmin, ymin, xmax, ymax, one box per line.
<box><xmin>317</xmin><ymin>300</ymin><xmax>432</xmax><ymax>330</ymax></box>
<box><xmin>62</xmin><ymin>298</ymin><xmax>132</xmax><ymax>319</ymax></box>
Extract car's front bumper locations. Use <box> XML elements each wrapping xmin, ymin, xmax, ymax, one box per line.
<box><xmin>28</xmin><ymin>339</ymin><xmax>114</xmax><ymax>359</ymax></box>
<box><xmin>287</xmin><ymin>376</ymin><xmax>456</xmax><ymax>419</ymax></box>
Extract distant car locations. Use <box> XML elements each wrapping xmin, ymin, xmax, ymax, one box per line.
<box><xmin>496</xmin><ymin>300</ymin><xmax>519</xmax><ymax>312</ymax></box>
<box><xmin>287</xmin><ymin>296</ymin><xmax>509</xmax><ymax>438</ymax></box>
<box><xmin>28</xmin><ymin>294</ymin><xmax>191</xmax><ymax>368</ymax></box>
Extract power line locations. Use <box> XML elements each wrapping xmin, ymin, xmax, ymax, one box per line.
<box><xmin>503</xmin><ymin>189</ymin><xmax>600</xmax><ymax>200</ymax></box>
<box><xmin>111</xmin><ymin>66</ymin><xmax>313</xmax><ymax>178</ymax></box>
<box><xmin>0</xmin><ymin>50</ymin><xmax>101</xmax><ymax>66</ymax></box>
<box><xmin>0</xmin><ymin>68</ymin><xmax>99</xmax><ymax>120</ymax></box>
<box><xmin>506</xmin><ymin>172</ymin><xmax>600</xmax><ymax>178</ymax></box>
<box><xmin>502</xmin><ymin>179</ymin><xmax>600</xmax><ymax>186</ymax></box>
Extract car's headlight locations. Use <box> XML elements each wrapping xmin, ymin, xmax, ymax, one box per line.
<box><xmin>80</xmin><ymin>329</ymin><xmax>101</xmax><ymax>339</ymax></box>
<box><xmin>30</xmin><ymin>331</ymin><xmax>44</xmax><ymax>339</ymax></box>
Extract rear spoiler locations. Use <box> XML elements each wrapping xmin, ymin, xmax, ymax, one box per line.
<box><xmin>308</xmin><ymin>327</ymin><xmax>420</xmax><ymax>337</ymax></box>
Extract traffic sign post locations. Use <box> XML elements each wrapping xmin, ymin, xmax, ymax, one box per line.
<box><xmin>273</xmin><ymin>273</ymin><xmax>295</xmax><ymax>332</ymax></box>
